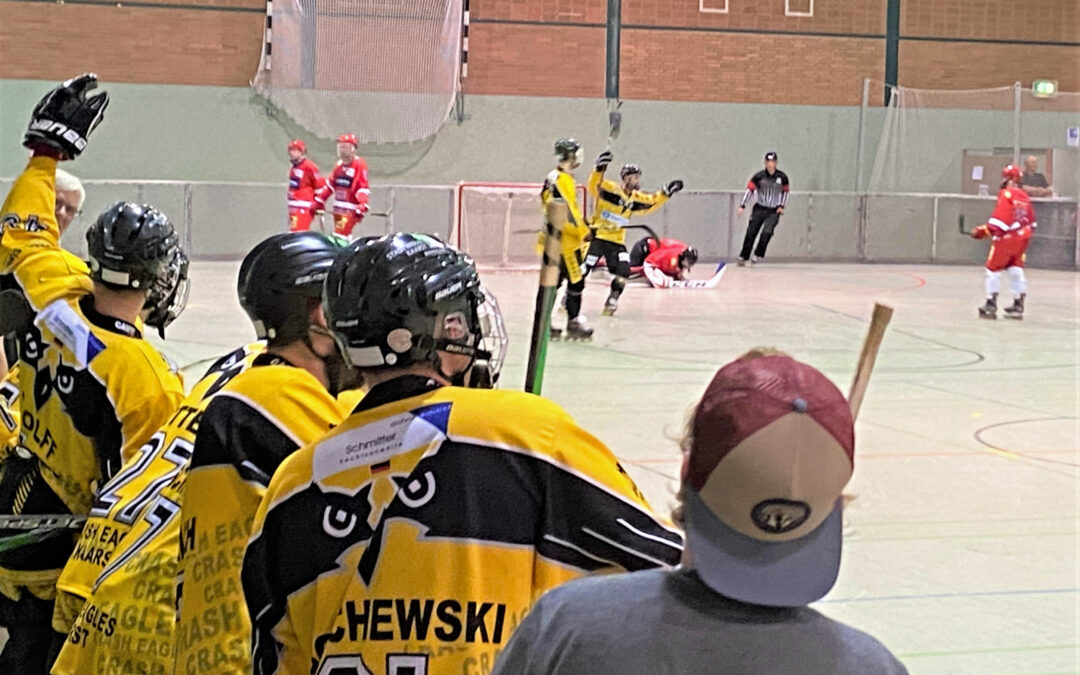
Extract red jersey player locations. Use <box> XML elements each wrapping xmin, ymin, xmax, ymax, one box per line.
<box><xmin>286</xmin><ymin>139</ymin><xmax>326</xmax><ymax>232</ymax></box>
<box><xmin>627</xmin><ymin>236</ymin><xmax>725</xmax><ymax>289</ymax></box>
<box><xmin>321</xmin><ymin>133</ymin><xmax>370</xmax><ymax>238</ymax></box>
<box><xmin>971</xmin><ymin>164</ymin><xmax>1036</xmax><ymax>320</ymax></box>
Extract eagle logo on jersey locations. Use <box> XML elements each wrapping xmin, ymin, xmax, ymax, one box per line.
<box><xmin>305</xmin><ymin>404</ymin><xmax>451</xmax><ymax>584</ymax></box>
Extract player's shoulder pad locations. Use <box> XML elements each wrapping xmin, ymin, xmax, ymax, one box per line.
<box><xmin>442</xmin><ymin>387</ymin><xmax>581</xmax><ymax>454</ymax></box>
<box><xmin>209</xmin><ymin>362</ymin><xmax>342</xmax><ymax>431</ymax></box>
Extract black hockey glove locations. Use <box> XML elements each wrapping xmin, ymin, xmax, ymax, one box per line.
<box><xmin>663</xmin><ymin>180</ymin><xmax>684</xmax><ymax>197</ymax></box>
<box><xmin>595</xmin><ymin>151</ymin><xmax>614</xmax><ymax>172</ymax></box>
<box><xmin>24</xmin><ymin>74</ymin><xmax>109</xmax><ymax>159</ymax></box>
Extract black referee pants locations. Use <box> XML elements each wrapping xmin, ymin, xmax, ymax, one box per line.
<box><xmin>740</xmin><ymin>205</ymin><xmax>781</xmax><ymax>260</ymax></box>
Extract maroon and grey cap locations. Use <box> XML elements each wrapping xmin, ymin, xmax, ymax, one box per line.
<box><xmin>684</xmin><ymin>354</ymin><xmax>854</xmax><ymax>607</ymax></box>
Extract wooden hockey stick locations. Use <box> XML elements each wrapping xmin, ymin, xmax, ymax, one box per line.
<box><xmin>524</xmin><ymin>200</ymin><xmax>566</xmax><ymax>394</ymax></box>
<box><xmin>848</xmin><ymin>303</ymin><xmax>893</xmax><ymax>420</ymax></box>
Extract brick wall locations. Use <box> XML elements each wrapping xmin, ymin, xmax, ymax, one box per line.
<box><xmin>620</xmin><ymin>31</ymin><xmax>884</xmax><ymax>105</ymax></box>
<box><xmin>620</xmin><ymin>0</ymin><xmax>885</xmax><ymax>35</ymax></box>
<box><xmin>472</xmin><ymin>0</ymin><xmax>605</xmax><ymax>24</ymax></box>
<box><xmin>900</xmin><ymin>42</ymin><xmax>1080</xmax><ymax>91</ymax></box>
<box><xmin>465</xmin><ymin>23</ymin><xmax>606</xmax><ymax>97</ymax></box>
<box><xmin>0</xmin><ymin>0</ymin><xmax>264</xmax><ymax>86</ymax></box>
<box><xmin>470</xmin><ymin>0</ymin><xmax>887</xmax><ymax>104</ymax></box>
<box><xmin>1</xmin><ymin>0</ymin><xmax>1077</xmax><ymax>102</ymax></box>
<box><xmin>901</xmin><ymin>0</ymin><xmax>1079</xmax><ymax>43</ymax></box>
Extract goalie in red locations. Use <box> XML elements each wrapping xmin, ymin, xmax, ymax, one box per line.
<box><xmin>322</xmin><ymin>133</ymin><xmax>371</xmax><ymax>238</ymax></box>
<box><xmin>971</xmin><ymin>164</ymin><xmax>1036</xmax><ymax>320</ymax></box>
<box><xmin>286</xmin><ymin>139</ymin><xmax>326</xmax><ymax>232</ymax></box>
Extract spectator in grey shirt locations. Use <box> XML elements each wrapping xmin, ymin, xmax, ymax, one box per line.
<box><xmin>493</xmin><ymin>348</ymin><xmax>908</xmax><ymax>675</ymax></box>
<box><xmin>1022</xmin><ymin>155</ymin><xmax>1054</xmax><ymax>198</ymax></box>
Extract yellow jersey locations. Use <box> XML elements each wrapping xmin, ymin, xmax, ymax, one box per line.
<box><xmin>243</xmin><ymin>376</ymin><xmax>683</xmax><ymax>675</ymax></box>
<box><xmin>0</xmin><ymin>159</ymin><xmax>184</xmax><ymax>598</ymax></box>
<box><xmin>173</xmin><ymin>357</ymin><xmax>353</xmax><ymax>675</ymax></box>
<box><xmin>540</xmin><ymin>169</ymin><xmax>591</xmax><ymax>282</ymax></box>
<box><xmin>1</xmin><ymin>156</ymin><xmax>92</xmax><ymax>312</ymax></box>
<box><xmin>0</xmin><ymin>365</ymin><xmax>19</xmax><ymax>457</ymax></box>
<box><xmin>50</xmin><ymin>343</ymin><xmax>264</xmax><ymax>675</ymax></box>
<box><xmin>587</xmin><ymin>169</ymin><xmax>669</xmax><ymax>246</ymax></box>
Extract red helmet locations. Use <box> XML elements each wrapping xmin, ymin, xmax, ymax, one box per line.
<box><xmin>337</xmin><ymin>133</ymin><xmax>358</xmax><ymax>147</ymax></box>
<box><xmin>1001</xmin><ymin>164</ymin><xmax>1022</xmax><ymax>183</ymax></box>
<box><xmin>287</xmin><ymin>139</ymin><xmax>306</xmax><ymax>153</ymax></box>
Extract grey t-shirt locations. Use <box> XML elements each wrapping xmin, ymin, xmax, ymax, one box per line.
<box><xmin>493</xmin><ymin>569</ymin><xmax>908</xmax><ymax>675</ymax></box>
<box><xmin>1023</xmin><ymin>171</ymin><xmax>1049</xmax><ymax>189</ymax></box>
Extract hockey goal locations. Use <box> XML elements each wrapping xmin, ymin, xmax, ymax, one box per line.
<box><xmin>452</xmin><ymin>182</ymin><xmax>589</xmax><ymax>269</ymax></box>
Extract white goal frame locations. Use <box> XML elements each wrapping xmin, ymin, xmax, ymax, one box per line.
<box><xmin>452</xmin><ymin>181</ymin><xmax>589</xmax><ymax>268</ymax></box>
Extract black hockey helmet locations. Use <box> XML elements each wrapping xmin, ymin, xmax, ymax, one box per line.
<box><xmin>237</xmin><ymin>231</ymin><xmax>346</xmax><ymax>344</ymax></box>
<box><xmin>144</xmin><ymin>247</ymin><xmax>190</xmax><ymax>338</ymax></box>
<box><xmin>620</xmin><ymin>163</ymin><xmax>642</xmax><ymax>179</ymax></box>
<box><xmin>87</xmin><ymin>202</ymin><xmax>180</xmax><ymax>291</ymax></box>
<box><xmin>554</xmin><ymin>138</ymin><xmax>582</xmax><ymax>162</ymax></box>
<box><xmin>324</xmin><ymin>233</ymin><xmax>491</xmax><ymax>376</ymax></box>
<box><xmin>679</xmin><ymin>246</ymin><xmax>699</xmax><ymax>270</ymax></box>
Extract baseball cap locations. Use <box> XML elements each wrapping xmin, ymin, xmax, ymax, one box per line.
<box><xmin>765</xmin><ymin>151</ymin><xmax>778</xmax><ymax>162</ymax></box>
<box><xmin>683</xmin><ymin>353</ymin><xmax>854</xmax><ymax>607</ymax></box>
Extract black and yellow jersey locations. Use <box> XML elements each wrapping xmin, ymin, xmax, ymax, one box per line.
<box><xmin>50</xmin><ymin>343</ymin><xmax>264</xmax><ymax>675</ymax></box>
<box><xmin>587</xmin><ymin>169</ymin><xmax>669</xmax><ymax>246</ymax></box>
<box><xmin>173</xmin><ymin>357</ymin><xmax>357</xmax><ymax>675</ymax></box>
<box><xmin>0</xmin><ymin>365</ymin><xmax>19</xmax><ymax>456</ymax></box>
<box><xmin>243</xmin><ymin>376</ymin><xmax>683</xmax><ymax>675</ymax></box>
<box><xmin>0</xmin><ymin>155</ymin><xmax>183</xmax><ymax>597</ymax></box>
<box><xmin>540</xmin><ymin>169</ymin><xmax>591</xmax><ymax>281</ymax></box>
<box><xmin>1</xmin><ymin>156</ymin><xmax>92</xmax><ymax>312</ymax></box>
<box><xmin>0</xmin><ymin>293</ymin><xmax>184</xmax><ymax>593</ymax></box>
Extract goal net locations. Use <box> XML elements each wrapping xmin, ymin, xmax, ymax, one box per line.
<box><xmin>454</xmin><ymin>183</ymin><xmax>589</xmax><ymax>269</ymax></box>
<box><xmin>252</xmin><ymin>0</ymin><xmax>464</xmax><ymax>144</ymax></box>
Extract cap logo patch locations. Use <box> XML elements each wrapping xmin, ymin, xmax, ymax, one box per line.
<box><xmin>751</xmin><ymin>499</ymin><xmax>810</xmax><ymax>534</ymax></box>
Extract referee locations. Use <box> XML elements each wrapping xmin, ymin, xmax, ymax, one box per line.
<box><xmin>737</xmin><ymin>151</ymin><xmax>789</xmax><ymax>265</ymax></box>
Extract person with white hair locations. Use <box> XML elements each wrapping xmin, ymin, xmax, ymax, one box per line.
<box><xmin>53</xmin><ymin>168</ymin><xmax>85</xmax><ymax>235</ymax></box>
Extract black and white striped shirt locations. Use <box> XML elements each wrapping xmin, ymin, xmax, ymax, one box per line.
<box><xmin>741</xmin><ymin>169</ymin><xmax>790</xmax><ymax>210</ymax></box>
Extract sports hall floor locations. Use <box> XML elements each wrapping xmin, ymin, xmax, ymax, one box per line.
<box><xmin>74</xmin><ymin>261</ymin><xmax>1080</xmax><ymax>673</ymax></box>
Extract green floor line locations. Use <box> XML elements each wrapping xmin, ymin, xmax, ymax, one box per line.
<box><xmin>898</xmin><ymin>644</ymin><xmax>1079</xmax><ymax>659</ymax></box>
<box><xmin>852</xmin><ymin>515</ymin><xmax>1079</xmax><ymax>527</ymax></box>
<box><xmin>847</xmin><ymin>531</ymin><xmax>1076</xmax><ymax>543</ymax></box>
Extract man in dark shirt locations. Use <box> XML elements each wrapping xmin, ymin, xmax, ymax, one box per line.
<box><xmin>1022</xmin><ymin>155</ymin><xmax>1053</xmax><ymax>197</ymax></box>
<box><xmin>737</xmin><ymin>151</ymin><xmax>790</xmax><ymax>265</ymax></box>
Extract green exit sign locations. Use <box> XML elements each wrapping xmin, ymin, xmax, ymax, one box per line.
<box><xmin>1032</xmin><ymin>79</ymin><xmax>1058</xmax><ymax>98</ymax></box>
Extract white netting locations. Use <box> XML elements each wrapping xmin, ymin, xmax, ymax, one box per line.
<box><xmin>252</xmin><ymin>0</ymin><xmax>463</xmax><ymax>143</ymax></box>
<box><xmin>868</xmin><ymin>83</ymin><xmax>1016</xmax><ymax>194</ymax></box>
<box><xmin>866</xmin><ymin>82</ymin><xmax>1080</xmax><ymax>196</ymax></box>
<box><xmin>455</xmin><ymin>183</ymin><xmax>589</xmax><ymax>269</ymax></box>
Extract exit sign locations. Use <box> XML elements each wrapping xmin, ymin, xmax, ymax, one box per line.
<box><xmin>1032</xmin><ymin>79</ymin><xmax>1058</xmax><ymax>98</ymax></box>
